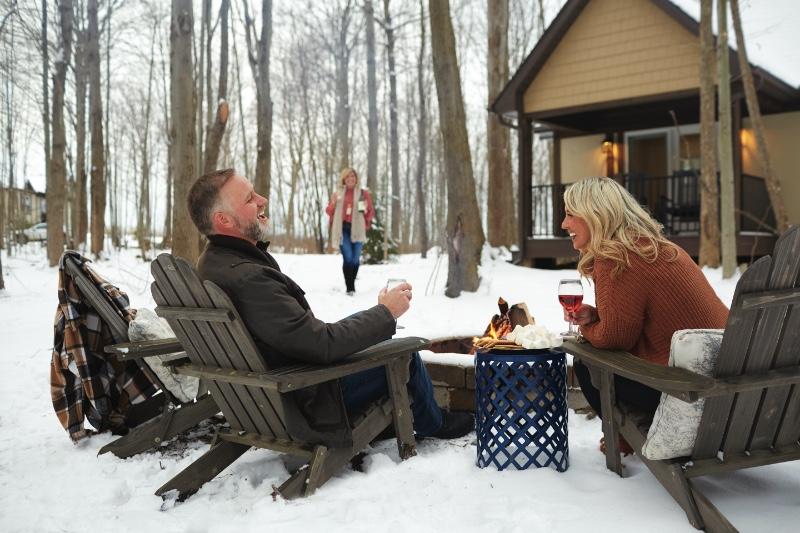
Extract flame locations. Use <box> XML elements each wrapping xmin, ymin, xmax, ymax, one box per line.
<box><xmin>488</xmin><ymin>321</ymin><xmax>498</xmax><ymax>339</ymax></box>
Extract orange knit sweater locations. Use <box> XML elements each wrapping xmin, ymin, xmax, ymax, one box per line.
<box><xmin>580</xmin><ymin>246</ymin><xmax>729</xmax><ymax>366</ymax></box>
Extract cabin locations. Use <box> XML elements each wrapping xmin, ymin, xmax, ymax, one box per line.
<box><xmin>0</xmin><ymin>180</ymin><xmax>46</xmax><ymax>228</ymax></box>
<box><xmin>491</xmin><ymin>0</ymin><xmax>800</xmax><ymax>265</ymax></box>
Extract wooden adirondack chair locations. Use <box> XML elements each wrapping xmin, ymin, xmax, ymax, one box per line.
<box><xmin>150</xmin><ymin>253</ymin><xmax>426</xmax><ymax>500</ymax></box>
<box><xmin>562</xmin><ymin>225</ymin><xmax>800</xmax><ymax>532</ymax></box>
<box><xmin>62</xmin><ymin>254</ymin><xmax>219</xmax><ymax>458</ymax></box>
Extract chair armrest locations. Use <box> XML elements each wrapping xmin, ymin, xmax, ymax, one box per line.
<box><xmin>172</xmin><ymin>336</ymin><xmax>431</xmax><ymax>393</ymax></box>
<box><xmin>562</xmin><ymin>339</ymin><xmax>714</xmax><ymax>403</ymax></box>
<box><xmin>105</xmin><ymin>338</ymin><xmax>184</xmax><ymax>360</ymax></box>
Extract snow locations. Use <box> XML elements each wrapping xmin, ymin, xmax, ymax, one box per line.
<box><xmin>0</xmin><ymin>244</ymin><xmax>797</xmax><ymax>533</ymax></box>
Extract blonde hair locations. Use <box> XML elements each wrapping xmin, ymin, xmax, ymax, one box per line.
<box><xmin>563</xmin><ymin>177</ymin><xmax>677</xmax><ymax>278</ymax></box>
<box><xmin>339</xmin><ymin>167</ymin><xmax>359</xmax><ymax>187</ymax></box>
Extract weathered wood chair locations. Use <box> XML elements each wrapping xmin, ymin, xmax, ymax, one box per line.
<box><xmin>62</xmin><ymin>254</ymin><xmax>219</xmax><ymax>458</ymax></box>
<box><xmin>562</xmin><ymin>225</ymin><xmax>800</xmax><ymax>532</ymax></box>
<box><xmin>150</xmin><ymin>253</ymin><xmax>426</xmax><ymax>500</ymax></box>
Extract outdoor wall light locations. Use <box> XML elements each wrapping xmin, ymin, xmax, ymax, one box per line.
<box><xmin>601</xmin><ymin>134</ymin><xmax>614</xmax><ymax>154</ymax></box>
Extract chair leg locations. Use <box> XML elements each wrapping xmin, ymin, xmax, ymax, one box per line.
<box><xmin>155</xmin><ymin>440</ymin><xmax>250</xmax><ymax>498</ymax></box>
<box><xmin>100</xmin><ymin>394</ymin><xmax>219</xmax><ymax>458</ymax></box>
<box><xmin>599</xmin><ymin>369</ymin><xmax>622</xmax><ymax>476</ymax></box>
<box><xmin>277</xmin><ymin>445</ymin><xmax>353</xmax><ymax>500</ymax></box>
<box><xmin>690</xmin><ymin>481</ymin><xmax>738</xmax><ymax>532</ymax></box>
<box><xmin>385</xmin><ymin>357</ymin><xmax>417</xmax><ymax>460</ymax></box>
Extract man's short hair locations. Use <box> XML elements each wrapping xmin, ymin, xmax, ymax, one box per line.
<box><xmin>187</xmin><ymin>168</ymin><xmax>236</xmax><ymax>236</ymax></box>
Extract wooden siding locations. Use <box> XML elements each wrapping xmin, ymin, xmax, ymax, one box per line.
<box><xmin>524</xmin><ymin>0</ymin><xmax>703</xmax><ymax>114</ymax></box>
<box><xmin>560</xmin><ymin>134</ymin><xmax>606</xmax><ymax>182</ymax></box>
<box><xmin>741</xmin><ymin>111</ymin><xmax>800</xmax><ymax>225</ymax></box>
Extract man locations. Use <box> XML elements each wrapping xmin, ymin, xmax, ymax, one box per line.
<box><xmin>186</xmin><ymin>169</ymin><xmax>473</xmax><ymax>446</ymax></box>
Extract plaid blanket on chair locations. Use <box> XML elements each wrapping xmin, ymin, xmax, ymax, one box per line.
<box><xmin>50</xmin><ymin>251</ymin><xmax>158</xmax><ymax>441</ymax></box>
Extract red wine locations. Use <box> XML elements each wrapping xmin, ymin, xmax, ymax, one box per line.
<box><xmin>559</xmin><ymin>294</ymin><xmax>583</xmax><ymax>313</ymax></box>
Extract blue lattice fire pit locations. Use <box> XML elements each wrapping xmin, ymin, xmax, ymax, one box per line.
<box><xmin>475</xmin><ymin>348</ymin><xmax>569</xmax><ymax>472</ymax></box>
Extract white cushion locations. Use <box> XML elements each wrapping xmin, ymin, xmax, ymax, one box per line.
<box><xmin>128</xmin><ymin>308</ymin><xmax>199</xmax><ymax>404</ymax></box>
<box><xmin>641</xmin><ymin>329</ymin><xmax>724</xmax><ymax>461</ymax></box>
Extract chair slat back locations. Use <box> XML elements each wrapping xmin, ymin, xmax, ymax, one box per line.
<box><xmin>693</xmin><ymin>226</ymin><xmax>800</xmax><ymax>459</ymax></box>
<box><xmin>151</xmin><ymin>254</ymin><xmax>289</xmax><ymax>439</ymax></box>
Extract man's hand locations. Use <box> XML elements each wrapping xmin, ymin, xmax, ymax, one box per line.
<box><xmin>378</xmin><ymin>282</ymin><xmax>412</xmax><ymax>319</ymax></box>
<box><xmin>564</xmin><ymin>304</ymin><xmax>598</xmax><ymax>326</ymax></box>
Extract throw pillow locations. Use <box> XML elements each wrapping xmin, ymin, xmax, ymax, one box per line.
<box><xmin>641</xmin><ymin>329</ymin><xmax>724</xmax><ymax>461</ymax></box>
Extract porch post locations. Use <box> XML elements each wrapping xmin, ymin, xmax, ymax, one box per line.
<box><xmin>553</xmin><ymin>132</ymin><xmax>562</xmax><ymax>236</ymax></box>
<box><xmin>519</xmin><ymin>117</ymin><xmax>533</xmax><ymax>262</ymax></box>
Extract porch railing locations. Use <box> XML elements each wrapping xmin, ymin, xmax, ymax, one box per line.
<box><xmin>529</xmin><ymin>172</ymin><xmax>775</xmax><ymax>238</ymax></box>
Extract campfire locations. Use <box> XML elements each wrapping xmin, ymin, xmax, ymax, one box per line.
<box><xmin>472</xmin><ymin>298</ymin><xmax>535</xmax><ymax>352</ymax></box>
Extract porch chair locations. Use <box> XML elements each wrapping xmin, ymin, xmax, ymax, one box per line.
<box><xmin>150</xmin><ymin>253</ymin><xmax>425</xmax><ymax>500</ymax></box>
<box><xmin>562</xmin><ymin>225</ymin><xmax>800</xmax><ymax>532</ymax></box>
<box><xmin>62</xmin><ymin>254</ymin><xmax>220</xmax><ymax>458</ymax></box>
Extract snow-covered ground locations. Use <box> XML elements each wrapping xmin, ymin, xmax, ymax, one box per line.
<box><xmin>0</xmin><ymin>243</ymin><xmax>796</xmax><ymax>533</ymax></box>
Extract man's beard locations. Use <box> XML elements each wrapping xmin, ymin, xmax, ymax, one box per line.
<box><xmin>237</xmin><ymin>217</ymin><xmax>270</xmax><ymax>243</ymax></box>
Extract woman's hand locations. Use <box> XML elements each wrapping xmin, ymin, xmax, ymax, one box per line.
<box><xmin>331</xmin><ymin>191</ymin><xmax>338</xmax><ymax>204</ymax></box>
<box><xmin>564</xmin><ymin>304</ymin><xmax>598</xmax><ymax>326</ymax></box>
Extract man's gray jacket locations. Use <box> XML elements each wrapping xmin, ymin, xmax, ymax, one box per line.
<box><xmin>196</xmin><ymin>234</ymin><xmax>396</xmax><ymax>447</ymax></box>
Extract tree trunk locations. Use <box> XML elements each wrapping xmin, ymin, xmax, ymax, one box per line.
<box><xmin>41</xmin><ymin>0</ymin><xmax>51</xmax><ymax>209</ymax></box>
<box><xmin>203</xmin><ymin>0</ymin><xmax>229</xmax><ymax>174</ymax></box>
<box><xmin>196</xmin><ymin>0</ymin><xmax>210</xmax><ymax>177</ymax></box>
<box><xmin>170</xmin><ymin>0</ymin><xmax>199</xmax><ymax>263</ymax></box>
<box><xmin>87</xmin><ymin>0</ymin><xmax>105</xmax><ymax>257</ymax></box>
<box><xmin>382</xmin><ymin>0</ymin><xmax>400</xmax><ymax>242</ymax></box>
<box><xmin>716</xmin><ymin>0</ymin><xmax>736</xmax><ymax>278</ymax></box>
<box><xmin>73</xmin><ymin>22</ymin><xmax>88</xmax><ymax>248</ymax></box>
<box><xmin>429</xmin><ymin>0</ymin><xmax>485</xmax><ymax>297</ymax></box>
<box><xmin>244</xmin><ymin>0</ymin><xmax>273</xmax><ymax>199</ymax></box>
<box><xmin>487</xmin><ymin>0</ymin><xmax>515</xmax><ymax>248</ymax></box>
<box><xmin>416</xmin><ymin>0</ymin><xmax>429</xmax><ymax>258</ymax></box>
<box><xmin>697</xmin><ymin>0</ymin><xmax>719</xmax><ymax>268</ymax></box>
<box><xmin>730</xmin><ymin>0</ymin><xmax>788</xmax><ymax>233</ymax></box>
<box><xmin>332</xmin><ymin>2</ymin><xmax>353</xmax><ymax>171</ymax></box>
<box><xmin>137</xmin><ymin>22</ymin><xmax>158</xmax><ymax>261</ymax></box>
<box><xmin>364</xmin><ymin>0</ymin><xmax>379</xmax><ymax>194</ymax></box>
<box><xmin>232</xmin><ymin>34</ymin><xmax>251</xmax><ymax>179</ymax></box>
<box><xmin>47</xmin><ymin>0</ymin><xmax>73</xmax><ymax>266</ymax></box>
<box><xmin>159</xmin><ymin>34</ymin><xmax>173</xmax><ymax>249</ymax></box>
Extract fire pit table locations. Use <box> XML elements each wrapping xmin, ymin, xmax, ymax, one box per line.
<box><xmin>475</xmin><ymin>348</ymin><xmax>569</xmax><ymax>472</ymax></box>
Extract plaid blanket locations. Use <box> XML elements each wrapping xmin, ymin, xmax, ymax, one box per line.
<box><xmin>50</xmin><ymin>251</ymin><xmax>158</xmax><ymax>441</ymax></box>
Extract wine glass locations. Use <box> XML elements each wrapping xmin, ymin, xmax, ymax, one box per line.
<box><xmin>558</xmin><ymin>278</ymin><xmax>583</xmax><ymax>337</ymax></box>
<box><xmin>386</xmin><ymin>278</ymin><xmax>407</xmax><ymax>329</ymax></box>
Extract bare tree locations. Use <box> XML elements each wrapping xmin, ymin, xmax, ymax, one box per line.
<box><xmin>87</xmin><ymin>0</ymin><xmax>105</xmax><ymax>256</ymax></box>
<box><xmin>380</xmin><ymin>0</ymin><xmax>401</xmax><ymax>241</ymax></box>
<box><xmin>135</xmin><ymin>20</ymin><xmax>158</xmax><ymax>261</ymax></box>
<box><xmin>46</xmin><ymin>0</ymin><xmax>72</xmax><ymax>266</ymax></box>
<box><xmin>203</xmin><ymin>0</ymin><xmax>229</xmax><ymax>174</ymax></box>
<box><xmin>730</xmin><ymin>0</ymin><xmax>788</xmax><ymax>233</ymax></box>
<box><xmin>364</xmin><ymin>0</ymin><xmax>379</xmax><ymax>194</ymax></box>
<box><xmin>486</xmin><ymin>0</ymin><xmax>514</xmax><ymax>248</ymax></box>
<box><xmin>40</xmin><ymin>0</ymin><xmax>50</xmax><ymax>206</ymax></box>
<box><xmin>429</xmin><ymin>0</ymin><xmax>485</xmax><ymax>297</ymax></box>
<box><xmin>72</xmin><ymin>3</ymin><xmax>88</xmax><ymax>247</ymax></box>
<box><xmin>697</xmin><ymin>0</ymin><xmax>719</xmax><ymax>268</ymax></box>
<box><xmin>170</xmin><ymin>0</ymin><xmax>199</xmax><ymax>263</ymax></box>
<box><xmin>244</xmin><ymin>0</ymin><xmax>273</xmax><ymax>199</ymax></box>
<box><xmin>716</xmin><ymin>0</ymin><xmax>736</xmax><ymax>278</ymax></box>
<box><xmin>415</xmin><ymin>0</ymin><xmax>428</xmax><ymax>258</ymax></box>
<box><xmin>159</xmin><ymin>28</ymin><xmax>173</xmax><ymax>249</ymax></box>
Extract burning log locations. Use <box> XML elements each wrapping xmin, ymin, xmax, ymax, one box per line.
<box><xmin>472</xmin><ymin>297</ymin><xmax>536</xmax><ymax>352</ymax></box>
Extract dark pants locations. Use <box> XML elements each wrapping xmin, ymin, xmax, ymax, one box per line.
<box><xmin>573</xmin><ymin>360</ymin><xmax>661</xmax><ymax>419</ymax></box>
<box><xmin>341</xmin><ymin>352</ymin><xmax>443</xmax><ymax>437</ymax></box>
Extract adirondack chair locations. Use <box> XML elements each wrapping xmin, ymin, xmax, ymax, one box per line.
<box><xmin>150</xmin><ymin>253</ymin><xmax>426</xmax><ymax>500</ymax></box>
<box><xmin>62</xmin><ymin>254</ymin><xmax>219</xmax><ymax>458</ymax></box>
<box><xmin>562</xmin><ymin>225</ymin><xmax>800</xmax><ymax>532</ymax></box>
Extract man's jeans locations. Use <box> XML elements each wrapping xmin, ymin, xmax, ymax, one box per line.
<box><xmin>341</xmin><ymin>352</ymin><xmax>443</xmax><ymax>437</ymax></box>
<box><xmin>340</xmin><ymin>222</ymin><xmax>363</xmax><ymax>267</ymax></box>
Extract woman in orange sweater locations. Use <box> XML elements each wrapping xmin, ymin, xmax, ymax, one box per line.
<box><xmin>326</xmin><ymin>168</ymin><xmax>375</xmax><ymax>295</ymax></box>
<box><xmin>561</xmin><ymin>177</ymin><xmax>729</xmax><ymax>449</ymax></box>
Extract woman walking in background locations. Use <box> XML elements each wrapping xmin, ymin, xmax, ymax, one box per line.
<box><xmin>326</xmin><ymin>168</ymin><xmax>375</xmax><ymax>295</ymax></box>
<box><xmin>561</xmin><ymin>177</ymin><xmax>728</xmax><ymax>454</ymax></box>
